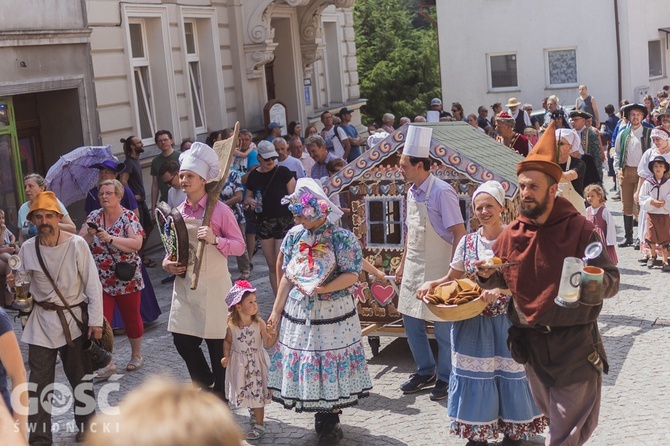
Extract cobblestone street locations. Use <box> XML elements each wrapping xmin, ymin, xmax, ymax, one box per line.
<box><xmin>11</xmin><ymin>178</ymin><xmax>669</xmax><ymax>446</ymax></box>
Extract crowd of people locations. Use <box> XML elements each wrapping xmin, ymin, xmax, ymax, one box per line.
<box><xmin>1</xmin><ymin>82</ymin><xmax>653</xmax><ymax>445</ymax></box>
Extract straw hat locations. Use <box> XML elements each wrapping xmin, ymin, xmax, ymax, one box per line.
<box><xmin>506</xmin><ymin>97</ymin><xmax>522</xmax><ymax>108</ymax></box>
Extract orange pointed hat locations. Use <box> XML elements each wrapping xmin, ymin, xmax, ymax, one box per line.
<box><xmin>516</xmin><ymin>119</ymin><xmax>563</xmax><ymax>183</ymax></box>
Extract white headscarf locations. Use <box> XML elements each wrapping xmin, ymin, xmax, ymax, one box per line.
<box><xmin>179</xmin><ymin>142</ymin><xmax>219</xmax><ymax>181</ymax></box>
<box><xmin>282</xmin><ymin>177</ymin><xmax>344</xmax><ymax>224</ymax></box>
<box><xmin>472</xmin><ymin>180</ymin><xmax>505</xmax><ymax>206</ymax></box>
<box><xmin>367</xmin><ymin>130</ymin><xmax>389</xmax><ymax>148</ymax></box>
<box><xmin>651</xmin><ymin>127</ymin><xmax>670</xmax><ymax>141</ymax></box>
<box><xmin>555</xmin><ymin>128</ymin><xmax>582</xmax><ymax>155</ymax></box>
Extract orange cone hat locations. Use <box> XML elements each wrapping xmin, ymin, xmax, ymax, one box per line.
<box><xmin>516</xmin><ymin>120</ymin><xmax>563</xmax><ymax>183</ymax></box>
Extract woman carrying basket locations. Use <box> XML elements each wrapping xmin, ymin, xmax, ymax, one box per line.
<box><xmin>417</xmin><ymin>181</ymin><xmax>546</xmax><ymax>446</ymax></box>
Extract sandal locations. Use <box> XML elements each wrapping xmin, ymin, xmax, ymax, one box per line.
<box><xmin>126</xmin><ymin>356</ymin><xmax>144</xmax><ymax>372</ymax></box>
<box><xmin>143</xmin><ymin>257</ymin><xmax>157</xmax><ymax>268</ymax></box>
<box><xmin>246</xmin><ymin>424</ymin><xmax>265</xmax><ymax>441</ymax></box>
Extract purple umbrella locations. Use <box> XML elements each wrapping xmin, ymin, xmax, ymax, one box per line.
<box><xmin>45</xmin><ymin>146</ymin><xmax>115</xmax><ymax>206</ymax></box>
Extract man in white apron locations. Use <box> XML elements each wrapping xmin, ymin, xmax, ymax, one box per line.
<box><xmin>162</xmin><ymin>142</ymin><xmax>246</xmax><ymax>399</ymax></box>
<box><xmin>395</xmin><ymin>126</ymin><xmax>466</xmax><ymax>401</ymax></box>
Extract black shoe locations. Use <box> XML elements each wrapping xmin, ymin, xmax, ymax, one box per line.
<box><xmin>429</xmin><ymin>379</ymin><xmax>448</xmax><ymax>401</ymax></box>
<box><xmin>639</xmin><ymin>257</ymin><xmax>649</xmax><ymax>264</ymax></box>
<box><xmin>501</xmin><ymin>435</ymin><xmax>523</xmax><ymax>446</ymax></box>
<box><xmin>647</xmin><ymin>257</ymin><xmax>657</xmax><ymax>269</ymax></box>
<box><xmin>315</xmin><ymin>412</ymin><xmax>327</xmax><ymax>434</ymax></box>
<box><xmin>618</xmin><ymin>238</ymin><xmax>633</xmax><ymax>248</ymax></box>
<box><xmin>633</xmin><ymin>239</ymin><xmax>640</xmax><ymax>250</ymax></box>
<box><xmin>318</xmin><ymin>414</ymin><xmax>343</xmax><ymax>445</ymax></box>
<box><xmin>663</xmin><ymin>263</ymin><xmax>670</xmax><ymax>272</ymax></box>
<box><xmin>400</xmin><ymin>373</ymin><xmax>436</xmax><ymax>393</ymax></box>
<box><xmin>161</xmin><ymin>274</ymin><xmax>176</xmax><ymax>284</ymax></box>
<box><xmin>609</xmin><ymin>185</ymin><xmax>617</xmax><ymax>192</ymax></box>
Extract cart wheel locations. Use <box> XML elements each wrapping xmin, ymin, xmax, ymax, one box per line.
<box><xmin>368</xmin><ymin>336</ymin><xmax>381</xmax><ymax>356</ymax></box>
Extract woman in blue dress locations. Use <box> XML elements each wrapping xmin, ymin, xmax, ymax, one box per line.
<box><xmin>267</xmin><ymin>178</ymin><xmax>372</xmax><ymax>445</ymax></box>
<box><xmin>418</xmin><ymin>181</ymin><xmax>547</xmax><ymax>446</ymax></box>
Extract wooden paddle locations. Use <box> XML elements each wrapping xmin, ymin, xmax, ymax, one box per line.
<box><xmin>190</xmin><ymin>122</ymin><xmax>240</xmax><ymax>290</ymax></box>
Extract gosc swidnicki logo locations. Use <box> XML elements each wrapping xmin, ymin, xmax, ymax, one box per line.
<box><xmin>11</xmin><ymin>374</ymin><xmax>122</xmax><ymax>417</ymax></box>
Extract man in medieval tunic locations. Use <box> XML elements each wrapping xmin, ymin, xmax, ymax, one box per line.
<box><xmin>9</xmin><ymin>191</ymin><xmax>104</xmax><ymax>444</ymax></box>
<box><xmin>477</xmin><ymin>121</ymin><xmax>620</xmax><ymax>446</ymax></box>
<box><xmin>162</xmin><ymin>142</ymin><xmax>245</xmax><ymax>400</ymax></box>
<box><xmin>395</xmin><ymin>126</ymin><xmax>466</xmax><ymax>401</ymax></box>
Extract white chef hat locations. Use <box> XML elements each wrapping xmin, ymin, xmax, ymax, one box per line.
<box><xmin>472</xmin><ymin>180</ymin><xmax>505</xmax><ymax>206</ymax></box>
<box><xmin>179</xmin><ymin>142</ymin><xmax>219</xmax><ymax>181</ymax></box>
<box><xmin>402</xmin><ymin>125</ymin><xmax>432</xmax><ymax>158</ymax></box>
<box><xmin>281</xmin><ymin>177</ymin><xmax>344</xmax><ymax>224</ymax></box>
<box><xmin>555</xmin><ymin>128</ymin><xmax>582</xmax><ymax>155</ymax></box>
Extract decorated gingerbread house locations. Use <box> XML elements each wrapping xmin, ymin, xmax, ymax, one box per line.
<box><xmin>322</xmin><ymin>122</ymin><xmax>523</xmax><ymax>325</ymax></box>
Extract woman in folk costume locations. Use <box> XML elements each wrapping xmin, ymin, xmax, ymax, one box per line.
<box><xmin>635</xmin><ymin>127</ymin><xmax>670</xmax><ymax>263</ymax></box>
<box><xmin>267</xmin><ymin>177</ymin><xmax>372</xmax><ymax>445</ymax></box>
<box><xmin>162</xmin><ymin>142</ymin><xmax>246</xmax><ymax>399</ymax></box>
<box><xmin>555</xmin><ymin>128</ymin><xmax>587</xmax><ymax>215</ymax></box>
<box><xmin>417</xmin><ymin>181</ymin><xmax>547</xmax><ymax>446</ymax></box>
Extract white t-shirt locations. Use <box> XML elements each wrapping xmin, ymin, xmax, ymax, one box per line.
<box><xmin>278</xmin><ymin>156</ymin><xmax>306</xmax><ymax>179</ymax></box>
<box><xmin>322</xmin><ymin>126</ymin><xmax>349</xmax><ymax>159</ymax></box>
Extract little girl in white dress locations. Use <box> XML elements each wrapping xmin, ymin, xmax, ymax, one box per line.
<box><xmin>221</xmin><ymin>280</ymin><xmax>278</xmax><ymax>441</ymax></box>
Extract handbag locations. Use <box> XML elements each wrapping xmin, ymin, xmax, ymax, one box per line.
<box><xmin>114</xmin><ymin>261</ymin><xmax>136</xmax><ymax>282</ymax></box>
<box><xmin>102</xmin><ymin>213</ymin><xmax>137</xmax><ymax>282</ymax></box>
<box><xmin>35</xmin><ymin>236</ymin><xmax>114</xmax><ymax>359</ymax></box>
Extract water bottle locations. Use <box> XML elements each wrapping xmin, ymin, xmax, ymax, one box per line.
<box><xmin>254</xmin><ymin>190</ymin><xmax>263</xmax><ymax>213</ymax></box>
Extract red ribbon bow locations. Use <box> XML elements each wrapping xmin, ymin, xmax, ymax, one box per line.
<box><xmin>299</xmin><ymin>241</ymin><xmax>325</xmax><ymax>269</ymax></box>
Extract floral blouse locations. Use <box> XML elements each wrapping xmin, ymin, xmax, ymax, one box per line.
<box><xmin>87</xmin><ymin>208</ymin><xmax>145</xmax><ymax>296</ymax></box>
<box><xmin>450</xmin><ymin>229</ymin><xmax>510</xmax><ymax>317</ymax></box>
<box><xmin>281</xmin><ymin>221</ymin><xmax>362</xmax><ymax>302</ymax></box>
<box><xmin>219</xmin><ymin>170</ymin><xmax>245</xmax><ymax>225</ymax></box>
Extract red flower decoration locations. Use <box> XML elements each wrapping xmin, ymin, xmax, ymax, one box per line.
<box><xmin>235</xmin><ymin>279</ymin><xmax>253</xmax><ymax>289</ymax></box>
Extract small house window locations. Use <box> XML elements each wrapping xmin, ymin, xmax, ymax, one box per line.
<box><xmin>488</xmin><ymin>53</ymin><xmax>518</xmax><ymax>90</ymax></box>
<box><xmin>367</xmin><ymin>197</ymin><xmax>403</xmax><ymax>247</ymax></box>
<box><xmin>546</xmin><ymin>48</ymin><xmax>578</xmax><ymax>87</ymax></box>
<box><xmin>649</xmin><ymin>40</ymin><xmax>664</xmax><ymax>78</ymax></box>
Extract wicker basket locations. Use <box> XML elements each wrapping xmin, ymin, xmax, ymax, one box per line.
<box><xmin>423</xmin><ymin>297</ymin><xmax>487</xmax><ymax>321</ymax></box>
<box><xmin>422</xmin><ymin>279</ymin><xmax>487</xmax><ymax>321</ymax></box>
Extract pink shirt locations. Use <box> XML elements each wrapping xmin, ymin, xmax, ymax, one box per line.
<box><xmin>178</xmin><ymin>194</ymin><xmax>246</xmax><ymax>257</ymax></box>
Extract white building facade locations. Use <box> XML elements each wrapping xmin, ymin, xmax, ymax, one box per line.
<box><xmin>87</xmin><ymin>0</ymin><xmax>364</xmax><ymax>150</ymax></box>
<box><xmin>1</xmin><ymin>0</ymin><xmax>364</xmax><ymax>228</ymax></box>
<box><xmin>436</xmin><ymin>0</ymin><xmax>670</xmax><ymax>121</ymax></box>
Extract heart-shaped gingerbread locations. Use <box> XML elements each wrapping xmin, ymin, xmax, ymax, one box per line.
<box><xmin>371</xmin><ymin>282</ymin><xmax>396</xmax><ymax>307</ymax></box>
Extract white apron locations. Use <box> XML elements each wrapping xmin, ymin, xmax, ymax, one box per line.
<box><xmin>168</xmin><ymin>218</ymin><xmax>231</xmax><ymax>338</ymax></box>
<box><xmin>398</xmin><ymin>176</ymin><xmax>453</xmax><ymax>321</ymax></box>
<box><xmin>557</xmin><ymin>157</ymin><xmax>586</xmax><ymax>215</ymax></box>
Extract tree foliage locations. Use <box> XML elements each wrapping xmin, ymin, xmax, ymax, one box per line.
<box><xmin>354</xmin><ymin>0</ymin><xmax>440</xmax><ymax>125</ymax></box>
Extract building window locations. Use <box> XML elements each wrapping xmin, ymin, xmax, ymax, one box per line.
<box><xmin>129</xmin><ymin>21</ymin><xmax>156</xmax><ymax>141</ymax></box>
<box><xmin>488</xmin><ymin>53</ymin><xmax>518</xmax><ymax>90</ymax></box>
<box><xmin>367</xmin><ymin>197</ymin><xmax>403</xmax><ymax>247</ymax></box>
<box><xmin>649</xmin><ymin>40</ymin><xmax>664</xmax><ymax>78</ymax></box>
<box><xmin>184</xmin><ymin>21</ymin><xmax>206</xmax><ymax>132</ymax></box>
<box><xmin>546</xmin><ymin>48</ymin><xmax>578</xmax><ymax>87</ymax></box>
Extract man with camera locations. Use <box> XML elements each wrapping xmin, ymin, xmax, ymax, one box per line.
<box><xmin>7</xmin><ymin>191</ymin><xmax>104</xmax><ymax>444</ymax></box>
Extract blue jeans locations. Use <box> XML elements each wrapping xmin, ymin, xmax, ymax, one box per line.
<box><xmin>403</xmin><ymin>314</ymin><xmax>452</xmax><ymax>382</ymax></box>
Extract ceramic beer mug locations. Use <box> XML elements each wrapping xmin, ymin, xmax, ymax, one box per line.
<box><xmin>555</xmin><ymin>242</ymin><xmax>603</xmax><ymax>308</ymax></box>
<box><xmin>579</xmin><ymin>266</ymin><xmax>605</xmax><ymax>306</ymax></box>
